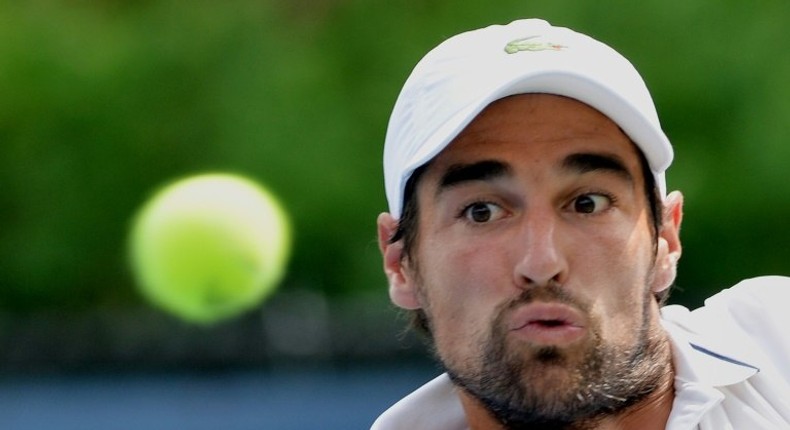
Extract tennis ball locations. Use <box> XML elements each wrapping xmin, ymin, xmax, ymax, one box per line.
<box><xmin>129</xmin><ymin>173</ymin><xmax>291</xmax><ymax>324</ymax></box>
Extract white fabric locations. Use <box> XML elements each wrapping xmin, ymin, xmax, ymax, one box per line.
<box><xmin>383</xmin><ymin>18</ymin><xmax>673</xmax><ymax>219</ymax></box>
<box><xmin>372</xmin><ymin>276</ymin><xmax>790</xmax><ymax>429</ymax></box>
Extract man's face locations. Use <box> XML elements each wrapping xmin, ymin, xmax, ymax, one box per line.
<box><xmin>378</xmin><ymin>94</ymin><xmax>683</xmax><ymax>426</ymax></box>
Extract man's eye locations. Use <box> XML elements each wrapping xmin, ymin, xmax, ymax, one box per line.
<box><xmin>573</xmin><ymin>194</ymin><xmax>612</xmax><ymax>214</ymax></box>
<box><xmin>462</xmin><ymin>202</ymin><xmax>504</xmax><ymax>223</ymax></box>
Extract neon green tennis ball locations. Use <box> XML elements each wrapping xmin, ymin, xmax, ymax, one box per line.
<box><xmin>129</xmin><ymin>173</ymin><xmax>291</xmax><ymax>324</ymax></box>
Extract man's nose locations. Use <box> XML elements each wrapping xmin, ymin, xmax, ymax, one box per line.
<box><xmin>512</xmin><ymin>210</ymin><xmax>569</xmax><ymax>289</ymax></box>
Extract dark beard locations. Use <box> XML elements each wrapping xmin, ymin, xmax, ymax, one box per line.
<box><xmin>442</xmin><ymin>284</ymin><xmax>670</xmax><ymax>430</ymax></box>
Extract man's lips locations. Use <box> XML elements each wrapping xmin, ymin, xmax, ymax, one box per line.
<box><xmin>508</xmin><ymin>302</ymin><xmax>587</xmax><ymax>345</ymax></box>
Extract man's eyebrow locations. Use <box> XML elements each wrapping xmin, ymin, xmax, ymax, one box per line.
<box><xmin>562</xmin><ymin>153</ymin><xmax>634</xmax><ymax>182</ymax></box>
<box><xmin>438</xmin><ymin>160</ymin><xmax>511</xmax><ymax>190</ymax></box>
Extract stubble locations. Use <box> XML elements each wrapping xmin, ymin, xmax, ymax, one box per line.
<box><xmin>436</xmin><ymin>283</ymin><xmax>671</xmax><ymax>430</ymax></box>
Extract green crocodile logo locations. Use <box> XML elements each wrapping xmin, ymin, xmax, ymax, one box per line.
<box><xmin>505</xmin><ymin>36</ymin><xmax>567</xmax><ymax>54</ymax></box>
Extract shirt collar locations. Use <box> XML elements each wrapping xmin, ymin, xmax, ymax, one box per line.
<box><xmin>371</xmin><ymin>373</ymin><xmax>465</xmax><ymax>430</ymax></box>
<box><xmin>661</xmin><ymin>304</ymin><xmax>759</xmax><ymax>386</ymax></box>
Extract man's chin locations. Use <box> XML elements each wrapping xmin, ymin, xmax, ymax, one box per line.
<box><xmin>510</xmin><ymin>349</ymin><xmax>590</xmax><ymax>399</ymax></box>
<box><xmin>451</xmin><ymin>365</ymin><xmax>599</xmax><ymax>429</ymax></box>
<box><xmin>505</xmin><ymin>337</ymin><xmax>593</xmax><ymax>374</ymax></box>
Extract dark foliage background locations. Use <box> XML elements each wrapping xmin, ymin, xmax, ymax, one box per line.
<box><xmin>1</xmin><ymin>0</ymin><xmax>789</xmax><ymax>370</ymax></box>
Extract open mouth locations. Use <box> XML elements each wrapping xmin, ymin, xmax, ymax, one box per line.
<box><xmin>532</xmin><ymin>319</ymin><xmax>566</xmax><ymax>328</ymax></box>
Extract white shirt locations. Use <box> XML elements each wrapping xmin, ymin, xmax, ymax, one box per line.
<box><xmin>372</xmin><ymin>276</ymin><xmax>790</xmax><ymax>429</ymax></box>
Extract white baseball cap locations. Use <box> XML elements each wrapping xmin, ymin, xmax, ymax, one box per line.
<box><xmin>383</xmin><ymin>18</ymin><xmax>673</xmax><ymax>219</ymax></box>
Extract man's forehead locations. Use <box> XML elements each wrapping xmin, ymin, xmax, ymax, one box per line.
<box><xmin>425</xmin><ymin>94</ymin><xmax>642</xmax><ymax>172</ymax></box>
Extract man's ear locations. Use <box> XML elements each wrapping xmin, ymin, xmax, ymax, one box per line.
<box><xmin>377</xmin><ymin>213</ymin><xmax>421</xmax><ymax>310</ymax></box>
<box><xmin>652</xmin><ymin>191</ymin><xmax>684</xmax><ymax>294</ymax></box>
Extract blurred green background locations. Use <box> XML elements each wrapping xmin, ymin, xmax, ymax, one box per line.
<box><xmin>1</xmin><ymin>0</ymin><xmax>789</xmax><ymax>375</ymax></box>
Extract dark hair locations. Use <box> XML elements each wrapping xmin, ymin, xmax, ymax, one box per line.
<box><xmin>388</xmin><ymin>147</ymin><xmax>667</xmax><ymax>336</ymax></box>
